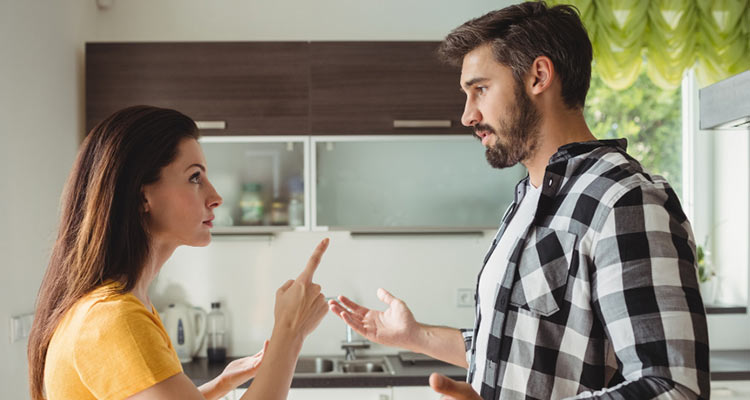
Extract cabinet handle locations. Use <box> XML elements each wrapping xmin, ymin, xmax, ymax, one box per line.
<box><xmin>393</xmin><ymin>119</ymin><xmax>451</xmax><ymax>128</ymax></box>
<box><xmin>195</xmin><ymin>121</ymin><xmax>227</xmax><ymax>130</ymax></box>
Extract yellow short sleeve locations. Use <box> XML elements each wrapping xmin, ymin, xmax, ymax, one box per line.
<box><xmin>71</xmin><ymin>296</ymin><xmax>183</xmax><ymax>399</ymax></box>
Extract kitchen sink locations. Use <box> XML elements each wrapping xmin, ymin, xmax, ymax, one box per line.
<box><xmin>340</xmin><ymin>360</ymin><xmax>387</xmax><ymax>373</ymax></box>
<box><xmin>294</xmin><ymin>357</ymin><xmax>335</xmax><ymax>374</ymax></box>
<box><xmin>293</xmin><ymin>356</ymin><xmax>394</xmax><ymax>375</ymax></box>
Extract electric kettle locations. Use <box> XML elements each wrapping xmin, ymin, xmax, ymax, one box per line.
<box><xmin>161</xmin><ymin>302</ymin><xmax>207</xmax><ymax>363</ymax></box>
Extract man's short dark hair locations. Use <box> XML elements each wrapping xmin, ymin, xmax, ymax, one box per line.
<box><xmin>438</xmin><ymin>1</ymin><xmax>593</xmax><ymax>110</ymax></box>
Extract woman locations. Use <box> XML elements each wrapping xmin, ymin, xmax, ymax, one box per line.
<box><xmin>27</xmin><ymin>105</ymin><xmax>329</xmax><ymax>400</ymax></box>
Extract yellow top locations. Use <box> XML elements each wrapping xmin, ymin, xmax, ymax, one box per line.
<box><xmin>44</xmin><ymin>282</ymin><xmax>182</xmax><ymax>400</ymax></box>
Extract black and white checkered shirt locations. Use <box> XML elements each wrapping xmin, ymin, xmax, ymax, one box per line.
<box><xmin>463</xmin><ymin>139</ymin><xmax>709</xmax><ymax>399</ymax></box>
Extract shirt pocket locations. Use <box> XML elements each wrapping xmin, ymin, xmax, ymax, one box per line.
<box><xmin>509</xmin><ymin>226</ymin><xmax>578</xmax><ymax>317</ymax></box>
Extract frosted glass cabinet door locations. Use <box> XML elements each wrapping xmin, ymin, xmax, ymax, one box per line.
<box><xmin>313</xmin><ymin>136</ymin><xmax>526</xmax><ymax>230</ymax></box>
<box><xmin>200</xmin><ymin>136</ymin><xmax>308</xmax><ymax>233</ymax></box>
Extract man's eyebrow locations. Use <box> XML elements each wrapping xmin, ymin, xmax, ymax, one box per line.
<box><xmin>462</xmin><ymin>77</ymin><xmax>489</xmax><ymax>89</ymax></box>
<box><xmin>184</xmin><ymin>163</ymin><xmax>206</xmax><ymax>172</ymax></box>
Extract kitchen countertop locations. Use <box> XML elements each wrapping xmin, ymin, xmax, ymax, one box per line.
<box><xmin>184</xmin><ymin>353</ymin><xmax>467</xmax><ymax>388</ymax></box>
<box><xmin>184</xmin><ymin>350</ymin><xmax>750</xmax><ymax>388</ymax></box>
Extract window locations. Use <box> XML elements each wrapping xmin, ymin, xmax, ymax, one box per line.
<box><xmin>584</xmin><ymin>62</ymin><xmax>683</xmax><ymax>197</ymax></box>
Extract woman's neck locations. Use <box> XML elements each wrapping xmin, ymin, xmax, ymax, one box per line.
<box><xmin>132</xmin><ymin>240</ymin><xmax>177</xmax><ymax>310</ymax></box>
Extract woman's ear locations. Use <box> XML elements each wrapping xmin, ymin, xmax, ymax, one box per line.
<box><xmin>141</xmin><ymin>190</ymin><xmax>150</xmax><ymax>213</ymax></box>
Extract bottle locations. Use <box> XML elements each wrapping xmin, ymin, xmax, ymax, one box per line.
<box><xmin>239</xmin><ymin>183</ymin><xmax>264</xmax><ymax>225</ymax></box>
<box><xmin>287</xmin><ymin>176</ymin><xmax>304</xmax><ymax>227</ymax></box>
<box><xmin>270</xmin><ymin>198</ymin><xmax>289</xmax><ymax>226</ymax></box>
<box><xmin>206</xmin><ymin>302</ymin><xmax>227</xmax><ymax>364</ymax></box>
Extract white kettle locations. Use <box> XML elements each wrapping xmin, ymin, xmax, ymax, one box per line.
<box><xmin>161</xmin><ymin>303</ymin><xmax>207</xmax><ymax>363</ymax></box>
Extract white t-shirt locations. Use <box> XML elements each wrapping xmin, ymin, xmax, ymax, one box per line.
<box><xmin>471</xmin><ymin>181</ymin><xmax>542</xmax><ymax>393</ymax></box>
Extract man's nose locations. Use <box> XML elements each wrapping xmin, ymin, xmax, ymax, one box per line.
<box><xmin>461</xmin><ymin>99</ymin><xmax>481</xmax><ymax>127</ymax></box>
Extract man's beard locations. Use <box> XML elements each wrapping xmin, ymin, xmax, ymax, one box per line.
<box><xmin>477</xmin><ymin>83</ymin><xmax>541</xmax><ymax>169</ymax></box>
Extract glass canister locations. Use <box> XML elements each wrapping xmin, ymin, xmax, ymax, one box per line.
<box><xmin>206</xmin><ymin>301</ymin><xmax>227</xmax><ymax>364</ymax></box>
<box><xmin>239</xmin><ymin>183</ymin><xmax>264</xmax><ymax>225</ymax></box>
<box><xmin>270</xmin><ymin>198</ymin><xmax>289</xmax><ymax>226</ymax></box>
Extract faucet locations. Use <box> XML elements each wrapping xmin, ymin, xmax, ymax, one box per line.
<box><xmin>341</xmin><ymin>319</ymin><xmax>370</xmax><ymax>360</ymax></box>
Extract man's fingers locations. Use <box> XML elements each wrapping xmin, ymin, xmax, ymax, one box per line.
<box><xmin>377</xmin><ymin>288</ymin><xmax>397</xmax><ymax>306</ymax></box>
<box><xmin>338</xmin><ymin>295</ymin><xmax>370</xmax><ymax>317</ymax></box>
<box><xmin>328</xmin><ymin>301</ymin><xmax>360</xmax><ymax>321</ymax></box>
<box><xmin>429</xmin><ymin>373</ymin><xmax>479</xmax><ymax>399</ymax></box>
<box><xmin>297</xmin><ymin>238</ymin><xmax>330</xmax><ymax>284</ymax></box>
<box><xmin>340</xmin><ymin>311</ymin><xmax>368</xmax><ymax>335</ymax></box>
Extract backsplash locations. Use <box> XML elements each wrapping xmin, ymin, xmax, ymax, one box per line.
<box><xmin>150</xmin><ymin>230</ymin><xmax>492</xmax><ymax>357</ymax></box>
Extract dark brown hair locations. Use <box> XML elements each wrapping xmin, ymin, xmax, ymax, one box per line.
<box><xmin>438</xmin><ymin>1</ymin><xmax>593</xmax><ymax>109</ymax></box>
<box><xmin>27</xmin><ymin>105</ymin><xmax>199</xmax><ymax>399</ymax></box>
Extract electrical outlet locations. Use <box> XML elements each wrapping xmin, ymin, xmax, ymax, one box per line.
<box><xmin>9</xmin><ymin>313</ymin><xmax>34</xmax><ymax>343</ymax></box>
<box><xmin>456</xmin><ymin>288</ymin><xmax>475</xmax><ymax>307</ymax></box>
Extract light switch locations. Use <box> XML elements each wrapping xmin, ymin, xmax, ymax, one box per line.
<box><xmin>9</xmin><ymin>313</ymin><xmax>34</xmax><ymax>343</ymax></box>
<box><xmin>456</xmin><ymin>288</ymin><xmax>475</xmax><ymax>307</ymax></box>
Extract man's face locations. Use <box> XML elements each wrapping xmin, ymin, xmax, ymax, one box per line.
<box><xmin>459</xmin><ymin>45</ymin><xmax>541</xmax><ymax>169</ymax></box>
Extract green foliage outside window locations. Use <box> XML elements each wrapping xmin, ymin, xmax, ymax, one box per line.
<box><xmin>584</xmin><ymin>62</ymin><xmax>683</xmax><ymax>197</ymax></box>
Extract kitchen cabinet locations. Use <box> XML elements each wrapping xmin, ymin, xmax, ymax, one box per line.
<box><xmin>313</xmin><ymin>135</ymin><xmax>526</xmax><ymax>230</ymax></box>
<box><xmin>86</xmin><ymin>42</ymin><xmax>310</xmax><ymax>135</ymax></box>
<box><xmin>231</xmin><ymin>388</ymin><xmax>392</xmax><ymax>399</ymax></box>
<box><xmin>200</xmin><ymin>136</ymin><xmax>309</xmax><ymax>234</ymax></box>
<box><xmin>86</xmin><ymin>41</ymin><xmax>466</xmax><ymax>137</ymax></box>
<box><xmin>391</xmin><ymin>386</ymin><xmax>440</xmax><ymax>399</ymax></box>
<box><xmin>711</xmin><ymin>380</ymin><xmax>750</xmax><ymax>398</ymax></box>
<box><xmin>310</xmin><ymin>42</ymin><xmax>465</xmax><ymax>135</ymax></box>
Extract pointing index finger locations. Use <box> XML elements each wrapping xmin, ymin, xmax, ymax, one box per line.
<box><xmin>297</xmin><ymin>238</ymin><xmax>329</xmax><ymax>284</ymax></box>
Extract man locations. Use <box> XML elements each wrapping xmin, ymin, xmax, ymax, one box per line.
<box><xmin>329</xmin><ymin>1</ymin><xmax>709</xmax><ymax>399</ymax></box>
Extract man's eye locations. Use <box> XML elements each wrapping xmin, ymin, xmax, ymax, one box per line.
<box><xmin>477</xmin><ymin>86</ymin><xmax>488</xmax><ymax>94</ymax></box>
<box><xmin>189</xmin><ymin>172</ymin><xmax>201</xmax><ymax>183</ymax></box>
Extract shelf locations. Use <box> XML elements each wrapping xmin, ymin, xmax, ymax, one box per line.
<box><xmin>706</xmin><ymin>305</ymin><xmax>748</xmax><ymax>315</ymax></box>
<box><xmin>211</xmin><ymin>226</ymin><xmax>298</xmax><ymax>236</ymax></box>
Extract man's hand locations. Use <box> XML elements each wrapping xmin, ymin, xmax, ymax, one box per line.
<box><xmin>429</xmin><ymin>373</ymin><xmax>482</xmax><ymax>400</ymax></box>
<box><xmin>328</xmin><ymin>288</ymin><xmax>421</xmax><ymax>350</ymax></box>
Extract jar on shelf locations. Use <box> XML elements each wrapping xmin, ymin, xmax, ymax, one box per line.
<box><xmin>287</xmin><ymin>176</ymin><xmax>304</xmax><ymax>227</ymax></box>
<box><xmin>239</xmin><ymin>183</ymin><xmax>264</xmax><ymax>225</ymax></box>
<box><xmin>270</xmin><ymin>198</ymin><xmax>289</xmax><ymax>226</ymax></box>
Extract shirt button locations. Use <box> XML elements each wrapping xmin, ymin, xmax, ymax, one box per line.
<box><xmin>548</xmin><ymin>178</ymin><xmax>553</xmax><ymax>187</ymax></box>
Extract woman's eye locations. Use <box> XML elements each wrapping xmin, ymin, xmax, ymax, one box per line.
<box><xmin>189</xmin><ymin>172</ymin><xmax>201</xmax><ymax>184</ymax></box>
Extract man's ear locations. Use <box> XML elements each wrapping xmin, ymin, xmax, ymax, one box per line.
<box><xmin>528</xmin><ymin>55</ymin><xmax>555</xmax><ymax>95</ymax></box>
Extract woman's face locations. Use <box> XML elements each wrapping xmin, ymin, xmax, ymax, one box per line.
<box><xmin>142</xmin><ymin>138</ymin><xmax>222</xmax><ymax>248</ymax></box>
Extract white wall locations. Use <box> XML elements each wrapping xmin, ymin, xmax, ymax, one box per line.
<box><xmin>0</xmin><ymin>1</ymin><xmax>95</xmax><ymax>398</ymax></box>
<box><xmin>1</xmin><ymin>0</ymin><xmax>514</xmax><ymax>397</ymax></box>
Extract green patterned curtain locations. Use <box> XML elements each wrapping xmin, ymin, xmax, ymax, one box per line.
<box><xmin>547</xmin><ymin>0</ymin><xmax>750</xmax><ymax>90</ymax></box>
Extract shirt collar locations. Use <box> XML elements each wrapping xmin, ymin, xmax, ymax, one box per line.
<box><xmin>549</xmin><ymin>138</ymin><xmax>628</xmax><ymax>165</ymax></box>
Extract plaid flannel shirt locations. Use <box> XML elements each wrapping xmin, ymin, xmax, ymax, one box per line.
<box><xmin>463</xmin><ymin>139</ymin><xmax>710</xmax><ymax>400</ymax></box>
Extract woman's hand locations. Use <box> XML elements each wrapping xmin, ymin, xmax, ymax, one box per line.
<box><xmin>273</xmin><ymin>238</ymin><xmax>330</xmax><ymax>340</ymax></box>
<box><xmin>219</xmin><ymin>340</ymin><xmax>268</xmax><ymax>389</ymax></box>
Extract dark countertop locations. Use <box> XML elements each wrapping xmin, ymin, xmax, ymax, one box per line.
<box><xmin>184</xmin><ymin>350</ymin><xmax>750</xmax><ymax>388</ymax></box>
<box><xmin>184</xmin><ymin>353</ymin><xmax>467</xmax><ymax>388</ymax></box>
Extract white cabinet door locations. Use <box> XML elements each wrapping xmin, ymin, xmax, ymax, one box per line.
<box><xmin>711</xmin><ymin>381</ymin><xmax>750</xmax><ymax>399</ymax></box>
<box><xmin>287</xmin><ymin>387</ymin><xmax>392</xmax><ymax>400</ymax></box>
<box><xmin>233</xmin><ymin>387</ymin><xmax>392</xmax><ymax>400</ymax></box>
<box><xmin>392</xmin><ymin>386</ymin><xmax>440</xmax><ymax>400</ymax></box>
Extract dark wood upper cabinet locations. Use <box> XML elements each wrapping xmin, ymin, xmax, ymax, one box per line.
<box><xmin>86</xmin><ymin>42</ymin><xmax>468</xmax><ymax>136</ymax></box>
<box><xmin>310</xmin><ymin>42</ymin><xmax>467</xmax><ymax>135</ymax></box>
<box><xmin>86</xmin><ymin>42</ymin><xmax>310</xmax><ymax>135</ymax></box>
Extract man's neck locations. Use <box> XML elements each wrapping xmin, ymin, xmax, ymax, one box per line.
<box><xmin>523</xmin><ymin>107</ymin><xmax>596</xmax><ymax>188</ymax></box>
